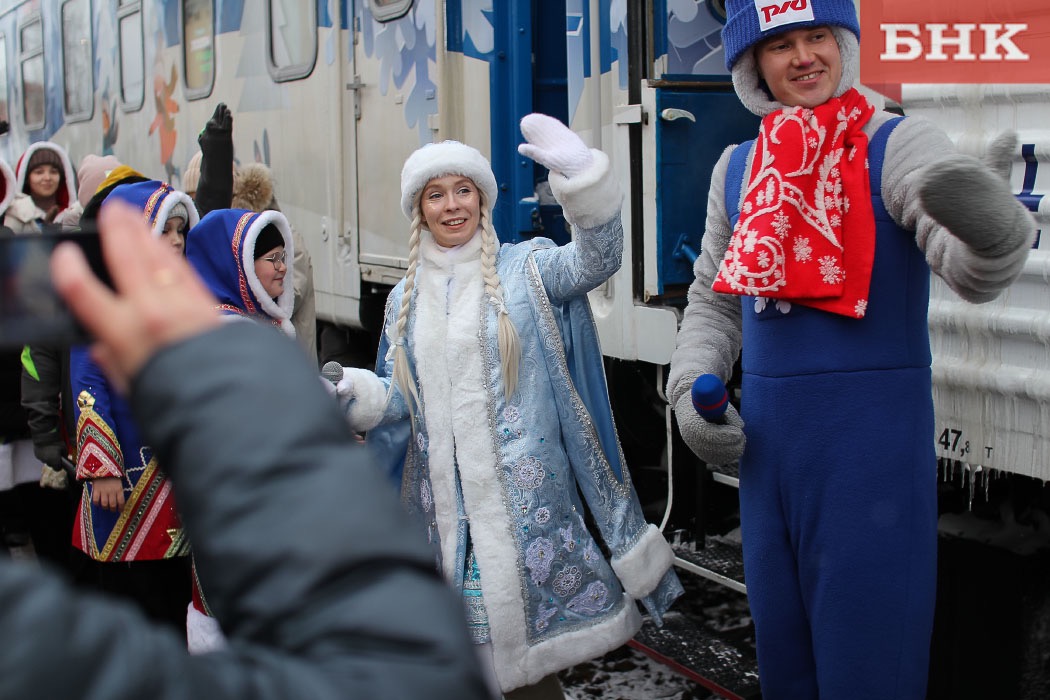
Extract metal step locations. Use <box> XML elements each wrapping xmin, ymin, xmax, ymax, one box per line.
<box><xmin>631</xmin><ymin>612</ymin><xmax>762</xmax><ymax>700</ymax></box>
<box><xmin>673</xmin><ymin>538</ymin><xmax>747</xmax><ymax>594</ymax></box>
<box><xmin>709</xmin><ymin>462</ymin><xmax>740</xmax><ymax>488</ymax></box>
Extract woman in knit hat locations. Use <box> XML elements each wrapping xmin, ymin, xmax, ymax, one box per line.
<box><xmin>331</xmin><ymin>114</ymin><xmax>681</xmax><ymax>698</ymax></box>
<box><xmin>67</xmin><ymin>180</ymin><xmax>199</xmax><ymax>632</ymax></box>
<box><xmin>4</xmin><ymin>141</ymin><xmax>77</xmax><ymax>233</ymax></box>
<box><xmin>181</xmin><ymin>207</ymin><xmax>294</xmax><ymax>652</ymax></box>
<box><xmin>665</xmin><ymin>1</ymin><xmax>1036</xmax><ymax>697</ymax></box>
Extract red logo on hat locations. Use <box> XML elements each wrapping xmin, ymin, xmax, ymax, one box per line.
<box><xmin>757</xmin><ymin>0</ymin><xmax>814</xmax><ymax>31</ymax></box>
<box><xmin>860</xmin><ymin>0</ymin><xmax>1049</xmax><ymax>101</ymax></box>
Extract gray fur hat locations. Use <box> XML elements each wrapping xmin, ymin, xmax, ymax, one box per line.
<box><xmin>399</xmin><ymin>141</ymin><xmax>498</xmax><ymax>220</ymax></box>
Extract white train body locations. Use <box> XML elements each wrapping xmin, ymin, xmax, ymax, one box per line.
<box><xmin>0</xmin><ymin>0</ymin><xmax>1045</xmax><ymax>484</ymax></box>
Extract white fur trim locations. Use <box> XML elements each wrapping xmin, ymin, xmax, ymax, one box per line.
<box><xmin>186</xmin><ymin>603</ymin><xmax>227</xmax><ymax>654</ymax></box>
<box><xmin>343</xmin><ymin>367</ymin><xmax>387</xmax><ymax>432</ymax></box>
<box><xmin>610</xmin><ymin>524</ymin><xmax>675</xmax><ymax>600</ymax></box>
<box><xmin>731</xmin><ymin>27</ymin><xmax>860</xmax><ymax>117</ymax></box>
<box><xmin>0</xmin><ymin>159</ymin><xmax>15</xmax><ymax>215</ymax></box>
<box><xmin>150</xmin><ymin>188</ymin><xmax>199</xmax><ymax>237</ymax></box>
<box><xmin>548</xmin><ymin>150</ymin><xmax>623</xmax><ymax>229</ymax></box>
<box><xmin>413</xmin><ymin>238</ymin><xmax>488</xmax><ymax>581</ymax></box>
<box><xmin>498</xmin><ymin>596</ymin><xmax>642</xmax><ymax>692</ymax></box>
<box><xmin>400</xmin><ymin>140</ymin><xmax>498</xmax><ymax>220</ymax></box>
<box><xmin>240</xmin><ymin>210</ymin><xmax>295</xmax><ymax>336</ymax></box>
<box><xmin>15</xmin><ymin>141</ymin><xmax>77</xmax><ymax>209</ymax></box>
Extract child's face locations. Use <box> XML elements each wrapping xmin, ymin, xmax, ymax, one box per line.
<box><xmin>161</xmin><ymin>216</ymin><xmax>186</xmax><ymax>255</ymax></box>
<box><xmin>255</xmin><ymin>245</ymin><xmax>287</xmax><ymax>299</ymax></box>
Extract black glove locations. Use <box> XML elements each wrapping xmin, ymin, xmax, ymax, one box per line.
<box><xmin>195</xmin><ymin>103</ymin><xmax>234</xmax><ymax>215</ymax></box>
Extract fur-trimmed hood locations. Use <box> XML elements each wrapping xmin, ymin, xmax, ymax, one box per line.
<box><xmin>102</xmin><ymin>180</ymin><xmax>199</xmax><ymax>237</ymax></box>
<box><xmin>185</xmin><ymin>208</ymin><xmax>295</xmax><ymax>336</ymax></box>
<box><xmin>15</xmin><ymin>141</ymin><xmax>77</xmax><ymax>211</ymax></box>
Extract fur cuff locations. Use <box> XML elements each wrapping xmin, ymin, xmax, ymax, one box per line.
<box><xmin>611</xmin><ymin>524</ymin><xmax>675</xmax><ymax>599</ymax></box>
<box><xmin>548</xmin><ymin>150</ymin><xmax>623</xmax><ymax>230</ymax></box>
<box><xmin>186</xmin><ymin>603</ymin><xmax>227</xmax><ymax>654</ymax></box>
<box><xmin>345</xmin><ymin>368</ymin><xmax>387</xmax><ymax>432</ymax></box>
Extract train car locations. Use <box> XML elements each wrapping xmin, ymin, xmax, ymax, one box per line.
<box><xmin>1</xmin><ymin>0</ymin><xmax>1046</xmax><ymax>696</ymax></box>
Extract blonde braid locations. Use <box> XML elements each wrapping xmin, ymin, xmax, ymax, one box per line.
<box><xmin>390</xmin><ymin>212</ymin><xmax>423</xmax><ymax>423</ymax></box>
<box><xmin>479</xmin><ymin>202</ymin><xmax>521</xmax><ymax>400</ymax></box>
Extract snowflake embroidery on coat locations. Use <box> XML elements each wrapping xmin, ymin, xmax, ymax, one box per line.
<box><xmin>854</xmin><ymin>298</ymin><xmax>868</xmax><ymax>318</ymax></box>
<box><xmin>559</xmin><ymin>525</ymin><xmax>575</xmax><ymax>552</ymax></box>
<box><xmin>525</xmin><ymin>537</ymin><xmax>555</xmax><ymax>585</ymax></box>
<box><xmin>567</xmin><ymin>581</ymin><xmax>610</xmax><ymax>616</ymax></box>
<box><xmin>502</xmin><ymin>406</ymin><xmax>520</xmax><ymax>423</ymax></box>
<box><xmin>772</xmin><ymin>211</ymin><xmax>791</xmax><ymax>238</ymax></box>
<box><xmin>416</xmin><ymin>432</ymin><xmax>427</xmax><ymax>452</ymax></box>
<box><xmin>535</xmin><ymin>507</ymin><xmax>551</xmax><ymax>524</ymax></box>
<box><xmin>552</xmin><ymin>566</ymin><xmax>583</xmax><ymax>597</ymax></box>
<box><xmin>420</xmin><ymin>479</ymin><xmax>433</xmax><ymax>513</ymax></box>
<box><xmin>819</xmin><ymin>256</ymin><xmax>844</xmax><ymax>285</ymax></box>
<box><xmin>512</xmin><ymin>456</ymin><xmax>546</xmax><ymax>490</ymax></box>
<box><xmin>535</xmin><ymin>602</ymin><xmax>559</xmax><ymax>632</ymax></box>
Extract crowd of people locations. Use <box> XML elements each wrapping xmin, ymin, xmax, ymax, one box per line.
<box><xmin>0</xmin><ymin>1</ymin><xmax>1038</xmax><ymax>697</ymax></box>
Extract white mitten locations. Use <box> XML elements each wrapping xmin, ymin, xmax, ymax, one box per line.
<box><xmin>339</xmin><ymin>367</ymin><xmax>387</xmax><ymax>433</ymax></box>
<box><xmin>673</xmin><ymin>392</ymin><xmax>746</xmax><ymax>467</ymax></box>
<box><xmin>518</xmin><ymin>113</ymin><xmax>593</xmax><ymax>179</ymax></box>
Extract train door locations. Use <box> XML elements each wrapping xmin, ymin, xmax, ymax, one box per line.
<box><xmin>350</xmin><ymin>1</ymin><xmax>439</xmax><ymax>299</ymax></box>
<box><xmin>641</xmin><ymin>0</ymin><xmax>761</xmax><ymax>302</ymax></box>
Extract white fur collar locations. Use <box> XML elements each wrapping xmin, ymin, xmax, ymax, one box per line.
<box><xmin>419</xmin><ymin>228</ymin><xmax>483</xmax><ymax>269</ymax></box>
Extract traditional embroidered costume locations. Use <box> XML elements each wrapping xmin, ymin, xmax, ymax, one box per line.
<box><xmin>71</xmin><ymin>181</ymin><xmax>199</xmax><ymax>562</ymax></box>
<box><xmin>183</xmin><ymin>207</ymin><xmax>295</xmax><ymax>651</ymax></box>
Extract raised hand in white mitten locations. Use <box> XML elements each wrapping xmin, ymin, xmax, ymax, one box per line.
<box><xmin>518</xmin><ymin>113</ymin><xmax>594</xmax><ymax>179</ymax></box>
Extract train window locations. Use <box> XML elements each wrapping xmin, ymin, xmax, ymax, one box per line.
<box><xmin>62</xmin><ymin>0</ymin><xmax>94</xmax><ymax>121</ymax></box>
<box><xmin>19</xmin><ymin>17</ymin><xmax>45</xmax><ymax>130</ymax></box>
<box><xmin>118</xmin><ymin>1</ymin><xmax>145</xmax><ymax>111</ymax></box>
<box><xmin>182</xmin><ymin>0</ymin><xmax>214</xmax><ymax>99</ymax></box>
<box><xmin>0</xmin><ymin>35</ymin><xmax>8</xmax><ymax>130</ymax></box>
<box><xmin>371</xmin><ymin>0</ymin><xmax>412</xmax><ymax>22</ymax></box>
<box><xmin>266</xmin><ymin>0</ymin><xmax>316</xmax><ymax>81</ymax></box>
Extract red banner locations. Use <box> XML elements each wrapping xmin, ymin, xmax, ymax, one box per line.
<box><xmin>860</xmin><ymin>0</ymin><xmax>1050</xmax><ymax>101</ymax></box>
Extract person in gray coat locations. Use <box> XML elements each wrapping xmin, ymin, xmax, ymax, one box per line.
<box><xmin>0</xmin><ymin>201</ymin><xmax>492</xmax><ymax>700</ymax></box>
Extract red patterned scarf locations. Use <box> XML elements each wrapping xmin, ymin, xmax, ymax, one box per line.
<box><xmin>713</xmin><ymin>88</ymin><xmax>876</xmax><ymax>318</ymax></box>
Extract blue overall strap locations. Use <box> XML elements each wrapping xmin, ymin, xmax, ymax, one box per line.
<box><xmin>724</xmin><ymin>139</ymin><xmax>755</xmax><ymax>219</ymax></box>
<box><xmin>867</xmin><ymin>116</ymin><xmax>905</xmax><ymax>196</ymax></box>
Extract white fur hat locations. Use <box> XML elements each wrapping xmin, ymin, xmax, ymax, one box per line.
<box><xmin>399</xmin><ymin>140</ymin><xmax>498</xmax><ymax>220</ymax></box>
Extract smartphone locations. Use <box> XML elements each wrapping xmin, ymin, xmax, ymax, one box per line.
<box><xmin>0</xmin><ymin>224</ymin><xmax>110</xmax><ymax>348</ymax></box>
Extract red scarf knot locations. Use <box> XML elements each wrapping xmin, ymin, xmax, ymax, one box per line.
<box><xmin>713</xmin><ymin>88</ymin><xmax>876</xmax><ymax>318</ymax></box>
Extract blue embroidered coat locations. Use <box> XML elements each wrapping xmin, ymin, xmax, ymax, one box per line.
<box><xmin>368</xmin><ymin>213</ymin><xmax>682</xmax><ymax>692</ymax></box>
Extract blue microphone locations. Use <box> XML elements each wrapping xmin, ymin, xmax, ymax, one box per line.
<box><xmin>691</xmin><ymin>374</ymin><xmax>728</xmax><ymax>423</ymax></box>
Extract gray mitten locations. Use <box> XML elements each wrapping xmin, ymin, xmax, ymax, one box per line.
<box><xmin>673</xmin><ymin>392</ymin><xmax>746</xmax><ymax>467</ymax></box>
<box><xmin>918</xmin><ymin>132</ymin><xmax>1033</xmax><ymax>258</ymax></box>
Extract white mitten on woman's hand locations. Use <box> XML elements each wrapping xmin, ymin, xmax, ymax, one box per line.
<box><xmin>518</xmin><ymin>113</ymin><xmax>593</xmax><ymax>179</ymax></box>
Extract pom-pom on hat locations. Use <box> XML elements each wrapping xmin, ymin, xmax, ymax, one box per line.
<box><xmin>722</xmin><ymin>0</ymin><xmax>860</xmax><ymax>70</ymax></box>
<box><xmin>399</xmin><ymin>140</ymin><xmax>498</xmax><ymax>220</ymax></box>
<box><xmin>102</xmin><ymin>180</ymin><xmax>200</xmax><ymax>237</ymax></box>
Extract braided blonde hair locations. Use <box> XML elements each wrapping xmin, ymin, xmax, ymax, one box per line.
<box><xmin>388</xmin><ymin>190</ymin><xmax>520</xmax><ymax>423</ymax></box>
